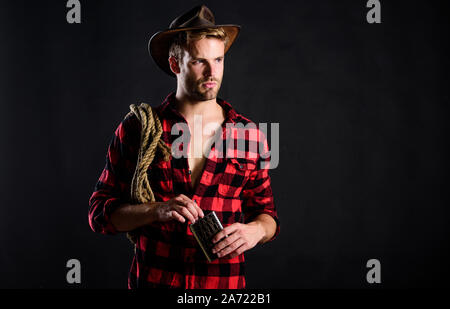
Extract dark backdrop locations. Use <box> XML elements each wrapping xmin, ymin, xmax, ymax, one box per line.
<box><xmin>0</xmin><ymin>0</ymin><xmax>448</xmax><ymax>288</ymax></box>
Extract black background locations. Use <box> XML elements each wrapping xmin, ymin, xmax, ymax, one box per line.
<box><xmin>0</xmin><ymin>0</ymin><xmax>449</xmax><ymax>288</ymax></box>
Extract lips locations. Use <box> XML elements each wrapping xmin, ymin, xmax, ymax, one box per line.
<box><xmin>203</xmin><ymin>82</ymin><xmax>216</xmax><ymax>88</ymax></box>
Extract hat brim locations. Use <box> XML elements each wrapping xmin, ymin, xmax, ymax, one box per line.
<box><xmin>148</xmin><ymin>24</ymin><xmax>241</xmax><ymax>78</ymax></box>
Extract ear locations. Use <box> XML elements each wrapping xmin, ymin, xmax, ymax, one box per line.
<box><xmin>168</xmin><ymin>56</ymin><xmax>180</xmax><ymax>75</ymax></box>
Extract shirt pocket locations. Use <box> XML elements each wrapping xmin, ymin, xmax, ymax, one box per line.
<box><xmin>218</xmin><ymin>157</ymin><xmax>257</xmax><ymax>198</ymax></box>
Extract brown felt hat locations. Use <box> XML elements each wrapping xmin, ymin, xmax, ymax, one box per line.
<box><xmin>148</xmin><ymin>4</ymin><xmax>241</xmax><ymax>78</ymax></box>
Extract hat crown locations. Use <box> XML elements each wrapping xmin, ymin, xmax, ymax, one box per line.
<box><xmin>169</xmin><ymin>4</ymin><xmax>216</xmax><ymax>29</ymax></box>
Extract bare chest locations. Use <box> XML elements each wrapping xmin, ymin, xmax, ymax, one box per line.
<box><xmin>186</xmin><ymin>116</ymin><xmax>224</xmax><ymax>189</ymax></box>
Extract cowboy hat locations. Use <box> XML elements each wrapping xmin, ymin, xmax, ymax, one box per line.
<box><xmin>148</xmin><ymin>4</ymin><xmax>241</xmax><ymax>77</ymax></box>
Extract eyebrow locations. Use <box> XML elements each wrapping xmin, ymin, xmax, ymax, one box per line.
<box><xmin>192</xmin><ymin>56</ymin><xmax>224</xmax><ymax>60</ymax></box>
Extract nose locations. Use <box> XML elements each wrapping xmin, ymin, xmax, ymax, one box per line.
<box><xmin>203</xmin><ymin>60</ymin><xmax>216</xmax><ymax>78</ymax></box>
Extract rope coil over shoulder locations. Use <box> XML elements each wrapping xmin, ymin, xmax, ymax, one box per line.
<box><xmin>125</xmin><ymin>103</ymin><xmax>171</xmax><ymax>246</ymax></box>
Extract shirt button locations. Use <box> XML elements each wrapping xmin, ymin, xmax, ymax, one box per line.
<box><xmin>239</xmin><ymin>164</ymin><xmax>244</xmax><ymax>169</ymax></box>
<box><xmin>188</xmin><ymin>170</ymin><xmax>192</xmax><ymax>174</ymax></box>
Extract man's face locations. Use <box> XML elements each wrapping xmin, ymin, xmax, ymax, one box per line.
<box><xmin>176</xmin><ymin>37</ymin><xmax>225</xmax><ymax>101</ymax></box>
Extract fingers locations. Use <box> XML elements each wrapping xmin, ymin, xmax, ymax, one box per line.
<box><xmin>210</xmin><ymin>223</ymin><xmax>249</xmax><ymax>258</ymax></box>
<box><xmin>173</xmin><ymin>195</ymin><xmax>204</xmax><ymax>223</ymax></box>
<box><xmin>216</xmin><ymin>237</ymin><xmax>246</xmax><ymax>258</ymax></box>
<box><xmin>212</xmin><ymin>231</ymin><xmax>240</xmax><ymax>254</ymax></box>
<box><xmin>175</xmin><ymin>205</ymin><xmax>196</xmax><ymax>224</ymax></box>
<box><xmin>212</xmin><ymin>223</ymin><xmax>239</xmax><ymax>244</ymax></box>
<box><xmin>180</xmin><ymin>195</ymin><xmax>204</xmax><ymax>218</ymax></box>
<box><xmin>169</xmin><ymin>210</ymin><xmax>186</xmax><ymax>223</ymax></box>
<box><xmin>228</xmin><ymin>243</ymin><xmax>248</xmax><ymax>259</ymax></box>
<box><xmin>194</xmin><ymin>201</ymin><xmax>204</xmax><ymax>218</ymax></box>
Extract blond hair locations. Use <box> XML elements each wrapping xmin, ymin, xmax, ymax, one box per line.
<box><xmin>168</xmin><ymin>27</ymin><xmax>228</xmax><ymax>64</ymax></box>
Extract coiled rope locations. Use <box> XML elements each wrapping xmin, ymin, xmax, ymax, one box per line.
<box><xmin>125</xmin><ymin>103</ymin><xmax>171</xmax><ymax>246</ymax></box>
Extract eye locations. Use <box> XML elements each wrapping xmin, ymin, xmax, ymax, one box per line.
<box><xmin>216</xmin><ymin>58</ymin><xmax>223</xmax><ymax>63</ymax></box>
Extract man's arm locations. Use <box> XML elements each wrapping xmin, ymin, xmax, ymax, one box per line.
<box><xmin>109</xmin><ymin>202</ymin><xmax>156</xmax><ymax>232</ymax></box>
<box><xmin>247</xmin><ymin>213</ymin><xmax>277</xmax><ymax>245</ymax></box>
<box><xmin>88</xmin><ymin>114</ymin><xmax>205</xmax><ymax>235</ymax></box>
<box><xmin>110</xmin><ymin>195</ymin><xmax>204</xmax><ymax>232</ymax></box>
<box><xmin>88</xmin><ymin>114</ymin><xmax>141</xmax><ymax>235</ymax></box>
<box><xmin>211</xmin><ymin>214</ymin><xmax>277</xmax><ymax>259</ymax></box>
<box><xmin>212</xmin><ymin>129</ymin><xmax>280</xmax><ymax>258</ymax></box>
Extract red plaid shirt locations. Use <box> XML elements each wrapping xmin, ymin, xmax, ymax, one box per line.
<box><xmin>88</xmin><ymin>92</ymin><xmax>280</xmax><ymax>289</ymax></box>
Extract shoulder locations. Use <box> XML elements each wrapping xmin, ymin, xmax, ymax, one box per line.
<box><xmin>234</xmin><ymin>112</ymin><xmax>254</xmax><ymax>126</ymax></box>
<box><xmin>225</xmin><ymin>107</ymin><xmax>271</xmax><ymax>161</ymax></box>
<box><xmin>220</xmin><ymin>97</ymin><xmax>260</xmax><ymax>128</ymax></box>
<box><xmin>230</xmin><ymin>109</ymin><xmax>268</xmax><ymax>139</ymax></box>
<box><xmin>114</xmin><ymin>112</ymin><xmax>141</xmax><ymax>147</ymax></box>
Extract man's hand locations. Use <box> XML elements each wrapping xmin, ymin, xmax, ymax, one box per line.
<box><xmin>211</xmin><ymin>222</ymin><xmax>265</xmax><ymax>259</ymax></box>
<box><xmin>153</xmin><ymin>194</ymin><xmax>204</xmax><ymax>224</ymax></box>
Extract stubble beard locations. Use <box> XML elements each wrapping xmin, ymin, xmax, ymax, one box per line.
<box><xmin>185</xmin><ymin>75</ymin><xmax>222</xmax><ymax>101</ymax></box>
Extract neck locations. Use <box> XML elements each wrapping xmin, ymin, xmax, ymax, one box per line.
<box><xmin>174</xmin><ymin>91</ymin><xmax>220</xmax><ymax>120</ymax></box>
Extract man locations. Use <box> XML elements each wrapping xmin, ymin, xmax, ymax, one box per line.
<box><xmin>88</xmin><ymin>4</ymin><xmax>280</xmax><ymax>289</ymax></box>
